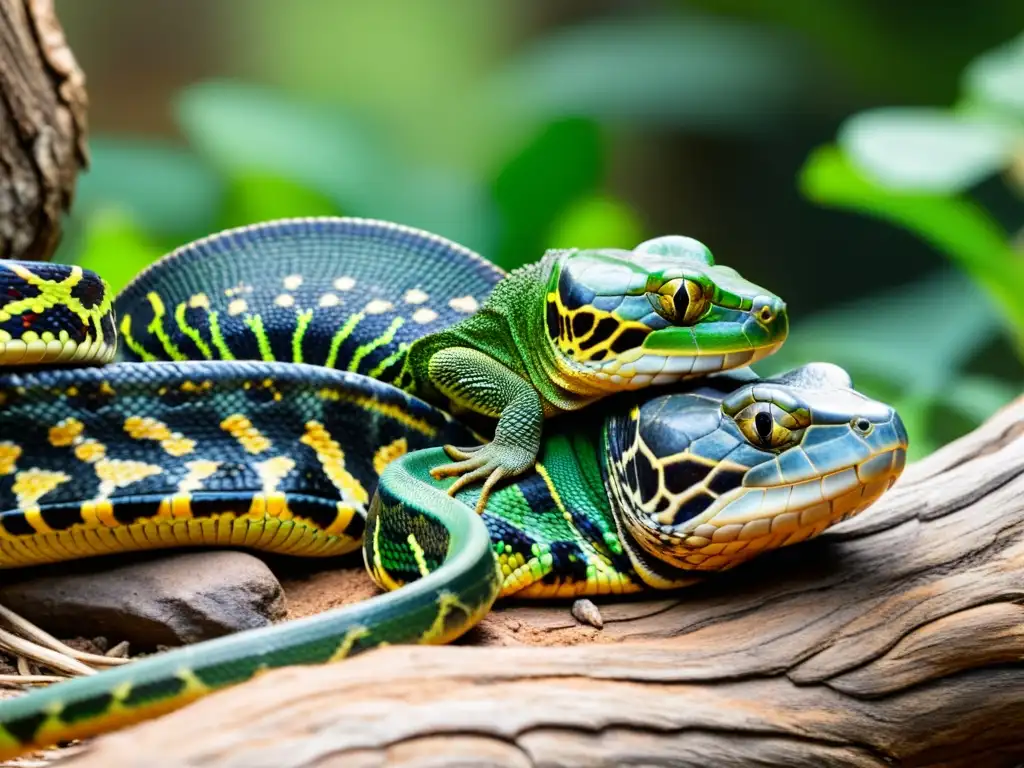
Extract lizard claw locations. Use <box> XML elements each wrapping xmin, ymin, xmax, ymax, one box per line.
<box><xmin>430</xmin><ymin>441</ymin><xmax>535</xmax><ymax>513</ymax></box>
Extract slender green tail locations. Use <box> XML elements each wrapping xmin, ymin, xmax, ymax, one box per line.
<box><xmin>0</xmin><ymin>452</ymin><xmax>500</xmax><ymax>758</ymax></box>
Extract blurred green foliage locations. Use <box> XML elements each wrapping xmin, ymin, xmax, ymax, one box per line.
<box><xmin>56</xmin><ymin>2</ymin><xmax>1023</xmax><ymax>461</ymax></box>
<box><xmin>792</xmin><ymin>33</ymin><xmax>1024</xmax><ymax>456</ymax></box>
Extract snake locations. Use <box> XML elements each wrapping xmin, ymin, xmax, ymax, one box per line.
<box><xmin>0</xmin><ymin>218</ymin><xmax>906</xmax><ymax>757</ymax></box>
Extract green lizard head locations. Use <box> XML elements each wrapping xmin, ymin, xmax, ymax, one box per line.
<box><xmin>544</xmin><ymin>235</ymin><xmax>787</xmax><ymax>386</ymax></box>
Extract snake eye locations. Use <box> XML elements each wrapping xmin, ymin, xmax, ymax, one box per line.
<box><xmin>852</xmin><ymin>417</ymin><xmax>873</xmax><ymax>435</ymax></box>
<box><xmin>647</xmin><ymin>278</ymin><xmax>709</xmax><ymax>325</ymax></box>
<box><xmin>734</xmin><ymin>404</ymin><xmax>802</xmax><ymax>452</ymax></box>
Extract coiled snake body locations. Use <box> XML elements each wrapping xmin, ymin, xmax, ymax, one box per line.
<box><xmin>0</xmin><ymin>218</ymin><xmax>906</xmax><ymax>757</ymax></box>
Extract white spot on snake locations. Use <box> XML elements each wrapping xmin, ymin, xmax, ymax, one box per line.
<box><xmin>364</xmin><ymin>300</ymin><xmax>393</xmax><ymax>315</ymax></box>
<box><xmin>228</xmin><ymin>299</ymin><xmax>248</xmax><ymax>316</ymax></box>
<box><xmin>274</xmin><ymin>294</ymin><xmax>295</xmax><ymax>308</ymax></box>
<box><xmin>333</xmin><ymin>277</ymin><xmax>356</xmax><ymax>291</ymax></box>
<box><xmin>412</xmin><ymin>308</ymin><xmax>439</xmax><ymax>324</ymax></box>
<box><xmin>403</xmin><ymin>289</ymin><xmax>429</xmax><ymax>304</ymax></box>
<box><xmin>449</xmin><ymin>295</ymin><xmax>479</xmax><ymax>313</ymax></box>
<box><xmin>189</xmin><ymin>293</ymin><xmax>211</xmax><ymax>309</ymax></box>
<box><xmin>283</xmin><ymin>275</ymin><xmax>303</xmax><ymax>291</ymax></box>
<box><xmin>318</xmin><ymin>293</ymin><xmax>340</xmax><ymax>308</ymax></box>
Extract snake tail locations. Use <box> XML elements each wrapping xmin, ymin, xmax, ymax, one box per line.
<box><xmin>0</xmin><ymin>470</ymin><xmax>499</xmax><ymax>758</ymax></box>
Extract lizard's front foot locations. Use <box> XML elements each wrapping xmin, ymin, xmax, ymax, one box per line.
<box><xmin>430</xmin><ymin>441</ymin><xmax>536</xmax><ymax>513</ymax></box>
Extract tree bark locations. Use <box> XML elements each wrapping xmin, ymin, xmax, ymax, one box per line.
<box><xmin>0</xmin><ymin>0</ymin><xmax>87</xmax><ymax>262</ymax></box>
<box><xmin>61</xmin><ymin>397</ymin><xmax>1024</xmax><ymax>768</ymax></box>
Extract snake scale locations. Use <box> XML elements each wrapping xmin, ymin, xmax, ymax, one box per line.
<box><xmin>0</xmin><ymin>217</ymin><xmax>907</xmax><ymax>758</ymax></box>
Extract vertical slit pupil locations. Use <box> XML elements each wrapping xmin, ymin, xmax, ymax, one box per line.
<box><xmin>754</xmin><ymin>411</ymin><xmax>773</xmax><ymax>442</ymax></box>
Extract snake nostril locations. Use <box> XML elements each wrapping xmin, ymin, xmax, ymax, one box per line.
<box><xmin>853</xmin><ymin>417</ymin><xmax>872</xmax><ymax>434</ymax></box>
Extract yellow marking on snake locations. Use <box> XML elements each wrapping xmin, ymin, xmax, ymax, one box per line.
<box><xmin>292</xmin><ymin>309</ymin><xmax>314</xmax><ymax>363</ymax></box>
<box><xmin>373</xmin><ymin>438</ymin><xmax>408</xmax><ymax>475</ymax></box>
<box><xmin>349</xmin><ymin>317</ymin><xmax>404</xmax><ymax>373</ymax></box>
<box><xmin>188</xmin><ymin>293</ymin><xmax>211</xmax><ymax>309</ymax></box>
<box><xmin>48</xmin><ymin>418</ymin><xmax>85</xmax><ymax>447</ymax></box>
<box><xmin>407</xmin><ymin>533</ymin><xmax>431</xmax><ymax>578</ymax></box>
<box><xmin>254</xmin><ymin>456</ymin><xmax>296</xmax><ymax>494</ymax></box>
<box><xmin>0</xmin><ymin>443</ymin><xmax>20</xmax><ymax>475</ymax></box>
<box><xmin>123</xmin><ymin>416</ymin><xmax>196</xmax><ymax>457</ymax></box>
<box><xmin>370</xmin><ymin>513</ymin><xmax>403</xmax><ymax>591</ymax></box>
<box><xmin>206</xmin><ymin>311</ymin><xmax>235</xmax><ymax>359</ymax></box>
<box><xmin>327</xmin><ymin>626</ymin><xmax>371</xmax><ymax>662</ymax></box>
<box><xmin>243</xmin><ymin>315</ymin><xmax>274</xmax><ymax>361</ymax></box>
<box><xmin>146</xmin><ymin>293</ymin><xmax>187</xmax><ymax>361</ymax></box>
<box><xmin>317</xmin><ymin>388</ymin><xmax>437</xmax><ymax>438</ymax></box>
<box><xmin>299</xmin><ymin>421</ymin><xmax>367</xmax><ymax>504</ymax></box>
<box><xmin>178</xmin><ymin>460</ymin><xmax>221</xmax><ymax>493</ymax></box>
<box><xmin>174</xmin><ymin>302</ymin><xmax>213</xmax><ymax>359</ymax></box>
<box><xmin>421</xmin><ymin>592</ymin><xmax>474</xmax><ymax>644</ymax></box>
<box><xmin>220</xmin><ymin>414</ymin><xmax>272</xmax><ymax>454</ymax></box>
<box><xmin>324</xmin><ymin>311</ymin><xmax>363</xmax><ymax>369</ymax></box>
<box><xmin>119</xmin><ymin>315</ymin><xmax>158</xmax><ymax>362</ymax></box>
<box><xmin>94</xmin><ymin>459</ymin><xmax>163</xmax><ymax>498</ymax></box>
<box><xmin>12</xmin><ymin>469</ymin><xmax>70</xmax><ymax>508</ymax></box>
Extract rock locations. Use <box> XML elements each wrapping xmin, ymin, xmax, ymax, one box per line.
<box><xmin>0</xmin><ymin>551</ymin><xmax>286</xmax><ymax>649</ymax></box>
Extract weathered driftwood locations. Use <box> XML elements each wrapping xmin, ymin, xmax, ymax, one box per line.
<box><xmin>61</xmin><ymin>397</ymin><xmax>1024</xmax><ymax>767</ymax></box>
<box><xmin>0</xmin><ymin>0</ymin><xmax>87</xmax><ymax>261</ymax></box>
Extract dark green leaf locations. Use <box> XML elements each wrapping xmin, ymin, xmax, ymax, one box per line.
<box><xmin>800</xmin><ymin>145</ymin><xmax>1024</xmax><ymax>351</ymax></box>
<box><xmin>492</xmin><ymin>118</ymin><xmax>604</xmax><ymax>269</ymax></box>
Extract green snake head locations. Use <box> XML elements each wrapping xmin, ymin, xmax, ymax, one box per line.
<box><xmin>543</xmin><ymin>235</ymin><xmax>788</xmax><ymax>389</ymax></box>
<box><xmin>0</xmin><ymin>263</ymin><xmax>116</xmax><ymax>367</ymax></box>
<box><xmin>604</xmin><ymin>363</ymin><xmax>908</xmax><ymax>580</ymax></box>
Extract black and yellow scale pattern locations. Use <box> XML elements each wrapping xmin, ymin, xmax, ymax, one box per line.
<box><xmin>0</xmin><ymin>219</ymin><xmax>511</xmax><ymax>756</ymax></box>
<box><xmin>0</xmin><ymin>217</ymin><xmax>907</xmax><ymax>758</ymax></box>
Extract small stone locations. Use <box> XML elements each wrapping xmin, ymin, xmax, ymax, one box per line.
<box><xmin>571</xmin><ymin>598</ymin><xmax>604</xmax><ymax>629</ymax></box>
<box><xmin>0</xmin><ymin>551</ymin><xmax>285</xmax><ymax>650</ymax></box>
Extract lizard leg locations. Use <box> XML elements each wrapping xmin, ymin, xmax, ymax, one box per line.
<box><xmin>426</xmin><ymin>347</ymin><xmax>542</xmax><ymax>512</ymax></box>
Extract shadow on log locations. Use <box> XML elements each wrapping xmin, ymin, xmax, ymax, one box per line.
<box><xmin>63</xmin><ymin>398</ymin><xmax>1024</xmax><ymax>768</ymax></box>
<box><xmin>0</xmin><ymin>0</ymin><xmax>87</xmax><ymax>261</ymax></box>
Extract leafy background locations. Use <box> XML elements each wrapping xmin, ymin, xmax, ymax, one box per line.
<box><xmin>55</xmin><ymin>0</ymin><xmax>1023</xmax><ymax>460</ymax></box>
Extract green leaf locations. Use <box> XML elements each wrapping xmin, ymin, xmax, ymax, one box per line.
<box><xmin>491</xmin><ymin>14</ymin><xmax>808</xmax><ymax>131</ymax></box>
<box><xmin>492</xmin><ymin>118</ymin><xmax>604</xmax><ymax>270</ymax></box>
<box><xmin>75</xmin><ymin>138</ymin><xmax>223</xmax><ymax>236</ymax></box>
<box><xmin>963</xmin><ymin>33</ymin><xmax>1024</xmax><ymax>119</ymax></box>
<box><xmin>799</xmin><ymin>145</ymin><xmax>1024</xmax><ymax>352</ymax></box>
<box><xmin>217</xmin><ymin>173</ymin><xmax>340</xmax><ymax>231</ymax></box>
<box><xmin>837</xmin><ymin>108</ymin><xmax>1016</xmax><ymax>192</ymax></box>
<box><xmin>72</xmin><ymin>209</ymin><xmax>165</xmax><ymax>295</ymax></box>
<box><xmin>546</xmin><ymin>195</ymin><xmax>645</xmax><ymax>251</ymax></box>
<box><xmin>175</xmin><ymin>80</ymin><xmax>387</xmax><ymax>207</ymax></box>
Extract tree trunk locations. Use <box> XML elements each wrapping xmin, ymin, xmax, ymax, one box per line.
<box><xmin>59</xmin><ymin>397</ymin><xmax>1024</xmax><ymax>768</ymax></box>
<box><xmin>0</xmin><ymin>0</ymin><xmax>87</xmax><ymax>262</ymax></box>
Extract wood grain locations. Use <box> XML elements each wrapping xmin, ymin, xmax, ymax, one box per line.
<box><xmin>0</xmin><ymin>0</ymin><xmax>86</xmax><ymax>261</ymax></box>
<box><xmin>56</xmin><ymin>397</ymin><xmax>1024</xmax><ymax>767</ymax></box>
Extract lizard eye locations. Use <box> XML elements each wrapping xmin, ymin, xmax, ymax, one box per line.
<box><xmin>647</xmin><ymin>278</ymin><xmax>708</xmax><ymax>325</ymax></box>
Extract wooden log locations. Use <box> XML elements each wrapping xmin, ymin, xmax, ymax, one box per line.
<box><xmin>0</xmin><ymin>0</ymin><xmax>87</xmax><ymax>261</ymax></box>
<box><xmin>62</xmin><ymin>397</ymin><xmax>1024</xmax><ymax>767</ymax></box>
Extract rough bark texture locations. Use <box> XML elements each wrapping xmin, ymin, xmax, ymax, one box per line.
<box><xmin>61</xmin><ymin>397</ymin><xmax>1024</xmax><ymax>768</ymax></box>
<box><xmin>0</xmin><ymin>0</ymin><xmax>87</xmax><ymax>261</ymax></box>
